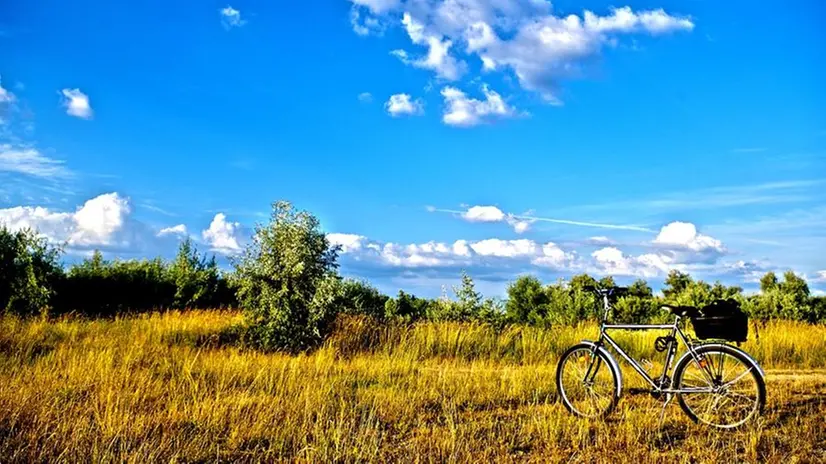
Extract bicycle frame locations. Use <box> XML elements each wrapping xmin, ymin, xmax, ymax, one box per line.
<box><xmin>584</xmin><ymin>294</ymin><xmax>716</xmax><ymax>394</ymax></box>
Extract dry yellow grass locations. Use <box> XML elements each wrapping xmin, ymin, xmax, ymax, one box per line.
<box><xmin>1</xmin><ymin>311</ymin><xmax>824</xmax><ymax>463</ymax></box>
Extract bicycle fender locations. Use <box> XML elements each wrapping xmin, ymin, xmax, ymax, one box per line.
<box><xmin>674</xmin><ymin>343</ymin><xmax>766</xmax><ymax>379</ymax></box>
<box><xmin>579</xmin><ymin>340</ymin><xmax>624</xmax><ymax>394</ymax></box>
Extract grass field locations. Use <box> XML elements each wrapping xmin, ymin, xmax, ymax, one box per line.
<box><xmin>1</xmin><ymin>311</ymin><xmax>824</xmax><ymax>463</ymax></box>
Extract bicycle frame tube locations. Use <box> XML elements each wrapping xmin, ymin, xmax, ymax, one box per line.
<box><xmin>582</xmin><ymin>290</ymin><xmax>719</xmax><ymax>395</ymax></box>
<box><xmin>596</xmin><ymin>316</ymin><xmax>700</xmax><ymax>391</ymax></box>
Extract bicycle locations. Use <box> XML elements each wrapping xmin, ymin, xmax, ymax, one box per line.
<box><xmin>555</xmin><ymin>286</ymin><xmax>766</xmax><ymax>429</ymax></box>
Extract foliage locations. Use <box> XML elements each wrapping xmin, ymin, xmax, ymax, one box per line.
<box><xmin>335</xmin><ymin>278</ymin><xmax>389</xmax><ymax>320</ymax></box>
<box><xmin>0</xmin><ymin>227</ymin><xmax>64</xmax><ymax>316</ymax></box>
<box><xmin>52</xmin><ymin>240</ymin><xmax>235</xmax><ymax>317</ymax></box>
<box><xmin>232</xmin><ymin>201</ymin><xmax>342</xmax><ymax>352</ymax></box>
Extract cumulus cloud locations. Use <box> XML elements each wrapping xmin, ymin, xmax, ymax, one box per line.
<box><xmin>220</xmin><ymin>6</ymin><xmax>246</xmax><ymax>28</ymax></box>
<box><xmin>157</xmin><ymin>224</ymin><xmax>188</xmax><ymax>237</ymax></box>
<box><xmin>815</xmin><ymin>270</ymin><xmax>826</xmax><ymax>283</ymax></box>
<box><xmin>392</xmin><ymin>13</ymin><xmax>467</xmax><ymax>81</ymax></box>
<box><xmin>441</xmin><ymin>84</ymin><xmax>518</xmax><ymax>127</ymax></box>
<box><xmin>0</xmin><ymin>144</ymin><xmax>70</xmax><ymax>178</ymax></box>
<box><xmin>328</xmin><ymin>233</ymin><xmax>367</xmax><ymax>253</ymax></box>
<box><xmin>385</xmin><ymin>93</ymin><xmax>424</xmax><ymax>116</ymax></box>
<box><xmin>462</xmin><ymin>205</ymin><xmax>505</xmax><ymax>222</ymax></box>
<box><xmin>349</xmin><ymin>1</ymin><xmax>693</xmax><ymax>102</ymax></box>
<box><xmin>332</xmin><ymin>234</ymin><xmax>576</xmax><ymax>273</ymax></box>
<box><xmin>0</xmin><ymin>192</ymin><xmax>132</xmax><ymax>248</ymax></box>
<box><xmin>60</xmin><ymin>89</ymin><xmax>93</xmax><ymax>119</ymax></box>
<box><xmin>457</xmin><ymin>205</ymin><xmax>533</xmax><ymax>233</ymax></box>
<box><xmin>202</xmin><ymin>213</ymin><xmax>244</xmax><ymax>255</ymax></box>
<box><xmin>591</xmin><ymin>247</ymin><xmax>673</xmax><ymax>278</ymax></box>
<box><xmin>589</xmin><ymin>222</ymin><xmax>728</xmax><ymax>277</ymax></box>
<box><xmin>653</xmin><ymin>221</ymin><xmax>724</xmax><ymax>252</ymax></box>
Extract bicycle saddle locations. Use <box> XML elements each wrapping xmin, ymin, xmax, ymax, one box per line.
<box><xmin>661</xmin><ymin>304</ymin><xmax>699</xmax><ymax>317</ymax></box>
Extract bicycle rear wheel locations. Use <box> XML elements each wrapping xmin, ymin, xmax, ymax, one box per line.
<box><xmin>556</xmin><ymin>343</ymin><xmax>620</xmax><ymax>418</ymax></box>
<box><xmin>673</xmin><ymin>344</ymin><xmax>766</xmax><ymax>429</ymax></box>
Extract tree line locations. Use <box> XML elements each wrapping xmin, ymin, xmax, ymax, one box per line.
<box><xmin>2</xmin><ymin>200</ymin><xmax>824</xmax><ymax>352</ymax></box>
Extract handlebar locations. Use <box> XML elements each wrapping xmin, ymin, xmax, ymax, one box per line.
<box><xmin>582</xmin><ymin>285</ymin><xmax>629</xmax><ymax>299</ymax></box>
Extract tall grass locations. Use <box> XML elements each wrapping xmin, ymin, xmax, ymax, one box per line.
<box><xmin>0</xmin><ymin>311</ymin><xmax>824</xmax><ymax>462</ymax></box>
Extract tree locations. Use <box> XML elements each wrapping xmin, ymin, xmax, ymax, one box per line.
<box><xmin>505</xmin><ymin>275</ymin><xmax>548</xmax><ymax>323</ymax></box>
<box><xmin>452</xmin><ymin>270</ymin><xmax>483</xmax><ymax>321</ymax></box>
<box><xmin>337</xmin><ymin>278</ymin><xmax>389</xmax><ymax>320</ymax></box>
<box><xmin>233</xmin><ymin>201</ymin><xmax>341</xmax><ymax>352</ymax></box>
<box><xmin>385</xmin><ymin>290</ymin><xmax>429</xmax><ymax>322</ymax></box>
<box><xmin>169</xmin><ymin>237</ymin><xmax>221</xmax><ymax>309</ymax></box>
<box><xmin>759</xmin><ymin>272</ymin><xmax>778</xmax><ymax>293</ymax></box>
<box><xmin>662</xmin><ymin>270</ymin><xmax>692</xmax><ymax>301</ymax></box>
<box><xmin>0</xmin><ymin>227</ymin><xmax>64</xmax><ymax>316</ymax></box>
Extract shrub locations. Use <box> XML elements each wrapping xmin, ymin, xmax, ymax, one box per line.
<box><xmin>0</xmin><ymin>227</ymin><xmax>64</xmax><ymax>316</ymax></box>
<box><xmin>232</xmin><ymin>201</ymin><xmax>341</xmax><ymax>353</ymax></box>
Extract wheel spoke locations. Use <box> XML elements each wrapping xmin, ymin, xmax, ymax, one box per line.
<box><xmin>677</xmin><ymin>348</ymin><xmax>764</xmax><ymax>429</ymax></box>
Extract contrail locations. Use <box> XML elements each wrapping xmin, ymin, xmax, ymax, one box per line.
<box><xmin>428</xmin><ymin>207</ymin><xmax>655</xmax><ymax>233</ymax></box>
<box><xmin>510</xmin><ymin>215</ymin><xmax>655</xmax><ymax>233</ymax></box>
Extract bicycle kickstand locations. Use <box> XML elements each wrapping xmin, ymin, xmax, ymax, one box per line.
<box><xmin>657</xmin><ymin>393</ymin><xmax>674</xmax><ymax>429</ymax></box>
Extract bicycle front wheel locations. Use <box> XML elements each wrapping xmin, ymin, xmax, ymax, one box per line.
<box><xmin>673</xmin><ymin>344</ymin><xmax>766</xmax><ymax>429</ymax></box>
<box><xmin>556</xmin><ymin>343</ymin><xmax>620</xmax><ymax>418</ymax></box>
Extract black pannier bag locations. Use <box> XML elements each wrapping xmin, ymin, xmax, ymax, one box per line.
<box><xmin>691</xmin><ymin>298</ymin><xmax>748</xmax><ymax>342</ymax></box>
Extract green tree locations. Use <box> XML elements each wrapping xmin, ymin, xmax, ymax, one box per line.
<box><xmin>759</xmin><ymin>272</ymin><xmax>778</xmax><ymax>292</ymax></box>
<box><xmin>233</xmin><ymin>201</ymin><xmax>341</xmax><ymax>352</ymax></box>
<box><xmin>337</xmin><ymin>278</ymin><xmax>389</xmax><ymax>320</ymax></box>
<box><xmin>505</xmin><ymin>275</ymin><xmax>549</xmax><ymax>323</ymax></box>
<box><xmin>662</xmin><ymin>270</ymin><xmax>692</xmax><ymax>301</ymax></box>
<box><xmin>169</xmin><ymin>237</ymin><xmax>221</xmax><ymax>309</ymax></box>
<box><xmin>452</xmin><ymin>270</ymin><xmax>483</xmax><ymax>321</ymax></box>
<box><xmin>385</xmin><ymin>290</ymin><xmax>429</xmax><ymax>322</ymax></box>
<box><xmin>0</xmin><ymin>227</ymin><xmax>64</xmax><ymax>316</ymax></box>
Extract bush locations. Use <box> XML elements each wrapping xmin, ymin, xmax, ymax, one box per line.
<box><xmin>0</xmin><ymin>227</ymin><xmax>64</xmax><ymax>316</ymax></box>
<box><xmin>52</xmin><ymin>240</ymin><xmax>235</xmax><ymax>317</ymax></box>
<box><xmin>232</xmin><ymin>201</ymin><xmax>342</xmax><ymax>353</ymax></box>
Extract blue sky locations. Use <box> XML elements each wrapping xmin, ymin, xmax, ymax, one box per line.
<box><xmin>1</xmin><ymin>0</ymin><xmax>824</xmax><ymax>297</ymax></box>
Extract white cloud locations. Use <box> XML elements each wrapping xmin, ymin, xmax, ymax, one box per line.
<box><xmin>358</xmin><ymin>92</ymin><xmax>373</xmax><ymax>103</ymax></box>
<box><xmin>508</xmin><ymin>217</ymin><xmax>532</xmax><ymax>234</ymax></box>
<box><xmin>0</xmin><ymin>192</ymin><xmax>131</xmax><ymax>248</ymax></box>
<box><xmin>814</xmin><ymin>270</ymin><xmax>826</xmax><ymax>283</ymax></box>
<box><xmin>588</xmin><ymin>236</ymin><xmax>614</xmax><ymax>245</ymax></box>
<box><xmin>441</xmin><ymin>84</ymin><xmax>518</xmax><ymax>127</ymax></box>
<box><xmin>385</xmin><ymin>93</ymin><xmax>424</xmax><ymax>116</ymax></box>
<box><xmin>654</xmin><ymin>221</ymin><xmax>724</xmax><ymax>253</ymax></box>
<box><xmin>328</xmin><ymin>233</ymin><xmax>367</xmax><ymax>253</ymax></box>
<box><xmin>202</xmin><ymin>213</ymin><xmax>243</xmax><ymax>255</ymax></box>
<box><xmin>0</xmin><ymin>144</ymin><xmax>70</xmax><ymax>178</ymax></box>
<box><xmin>392</xmin><ymin>12</ymin><xmax>466</xmax><ymax>81</ymax></box>
<box><xmin>333</xmin><ymin>233</ymin><xmax>576</xmax><ymax>272</ymax></box>
<box><xmin>351</xmin><ymin>0</ymin><xmax>400</xmax><ymax>14</ymax></box>
<box><xmin>470</xmin><ymin>238</ymin><xmax>537</xmax><ymax>257</ymax></box>
<box><xmin>220</xmin><ymin>6</ymin><xmax>246</xmax><ymax>28</ymax></box>
<box><xmin>60</xmin><ymin>89</ymin><xmax>93</xmax><ymax>119</ymax></box>
<box><xmin>591</xmin><ymin>247</ymin><xmax>670</xmax><ymax>278</ymax></box>
<box><xmin>351</xmin><ymin>3</ymin><xmax>693</xmax><ymax>102</ymax></box>
<box><xmin>462</xmin><ymin>205</ymin><xmax>505</xmax><ymax>222</ymax></box>
<box><xmin>350</xmin><ymin>6</ymin><xmax>386</xmax><ymax>36</ymax></box>
<box><xmin>158</xmin><ymin>224</ymin><xmax>188</xmax><ymax>237</ymax></box>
